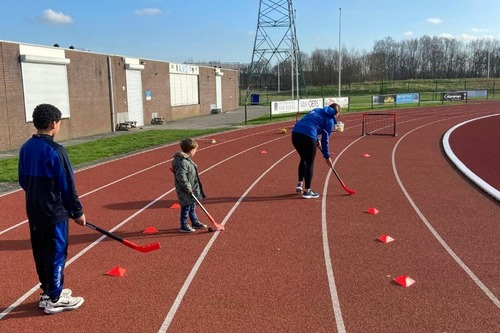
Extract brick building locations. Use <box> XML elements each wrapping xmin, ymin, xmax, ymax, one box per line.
<box><xmin>0</xmin><ymin>40</ymin><xmax>240</xmax><ymax>152</ymax></box>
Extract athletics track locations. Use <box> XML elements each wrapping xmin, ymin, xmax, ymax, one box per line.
<box><xmin>0</xmin><ymin>101</ymin><xmax>499</xmax><ymax>332</ymax></box>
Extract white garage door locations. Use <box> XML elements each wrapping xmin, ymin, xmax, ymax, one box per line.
<box><xmin>125</xmin><ymin>69</ymin><xmax>144</xmax><ymax>126</ymax></box>
<box><xmin>21</xmin><ymin>58</ymin><xmax>70</xmax><ymax>121</ymax></box>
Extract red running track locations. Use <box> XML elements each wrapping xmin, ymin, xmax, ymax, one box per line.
<box><xmin>0</xmin><ymin>101</ymin><xmax>499</xmax><ymax>333</ymax></box>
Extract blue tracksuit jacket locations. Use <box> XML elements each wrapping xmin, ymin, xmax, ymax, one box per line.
<box><xmin>18</xmin><ymin>134</ymin><xmax>83</xmax><ymax>229</ymax></box>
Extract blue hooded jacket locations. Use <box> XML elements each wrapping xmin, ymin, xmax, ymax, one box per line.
<box><xmin>292</xmin><ymin>106</ymin><xmax>338</xmax><ymax>158</ymax></box>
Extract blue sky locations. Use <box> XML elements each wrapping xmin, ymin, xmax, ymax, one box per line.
<box><xmin>1</xmin><ymin>0</ymin><xmax>499</xmax><ymax>64</ymax></box>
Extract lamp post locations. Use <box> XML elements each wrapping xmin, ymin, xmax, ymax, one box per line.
<box><xmin>338</xmin><ymin>7</ymin><xmax>342</xmax><ymax>97</ymax></box>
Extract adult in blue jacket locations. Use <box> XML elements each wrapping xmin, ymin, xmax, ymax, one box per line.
<box><xmin>18</xmin><ymin>104</ymin><xmax>86</xmax><ymax>314</ymax></box>
<box><xmin>291</xmin><ymin>103</ymin><xmax>340</xmax><ymax>198</ymax></box>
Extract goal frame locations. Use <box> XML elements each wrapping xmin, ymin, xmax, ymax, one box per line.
<box><xmin>361</xmin><ymin>113</ymin><xmax>397</xmax><ymax>137</ymax></box>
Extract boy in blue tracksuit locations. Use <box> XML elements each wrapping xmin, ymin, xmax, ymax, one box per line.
<box><xmin>291</xmin><ymin>103</ymin><xmax>340</xmax><ymax>198</ymax></box>
<box><xmin>18</xmin><ymin>104</ymin><xmax>86</xmax><ymax>314</ymax></box>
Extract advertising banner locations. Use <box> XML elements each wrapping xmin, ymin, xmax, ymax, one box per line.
<box><xmin>396</xmin><ymin>93</ymin><xmax>419</xmax><ymax>105</ymax></box>
<box><xmin>372</xmin><ymin>94</ymin><xmax>396</xmax><ymax>105</ymax></box>
<box><xmin>298</xmin><ymin>98</ymin><xmax>322</xmax><ymax>112</ymax></box>
<box><xmin>324</xmin><ymin>96</ymin><xmax>349</xmax><ymax>109</ymax></box>
<box><xmin>442</xmin><ymin>92</ymin><xmax>467</xmax><ymax>101</ymax></box>
<box><xmin>271</xmin><ymin>100</ymin><xmax>298</xmax><ymax>115</ymax></box>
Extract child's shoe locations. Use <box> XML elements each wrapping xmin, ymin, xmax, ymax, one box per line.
<box><xmin>44</xmin><ymin>294</ymin><xmax>84</xmax><ymax>314</ymax></box>
<box><xmin>180</xmin><ymin>224</ymin><xmax>195</xmax><ymax>233</ymax></box>
<box><xmin>192</xmin><ymin>221</ymin><xmax>207</xmax><ymax>229</ymax></box>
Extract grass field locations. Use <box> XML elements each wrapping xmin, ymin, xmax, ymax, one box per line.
<box><xmin>0</xmin><ymin>129</ymin><xmax>225</xmax><ymax>183</ymax></box>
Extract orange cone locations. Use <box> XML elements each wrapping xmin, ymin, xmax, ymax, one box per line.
<box><xmin>365</xmin><ymin>208</ymin><xmax>379</xmax><ymax>214</ymax></box>
<box><xmin>261</xmin><ymin>150</ymin><xmax>268</xmax><ymax>154</ymax></box>
<box><xmin>143</xmin><ymin>226</ymin><xmax>158</xmax><ymax>234</ymax></box>
<box><xmin>393</xmin><ymin>275</ymin><xmax>415</xmax><ymax>287</ymax></box>
<box><xmin>377</xmin><ymin>235</ymin><xmax>395</xmax><ymax>243</ymax></box>
<box><xmin>362</xmin><ymin>153</ymin><xmax>370</xmax><ymax>157</ymax></box>
<box><xmin>170</xmin><ymin>203</ymin><xmax>180</xmax><ymax>209</ymax></box>
<box><xmin>106</xmin><ymin>266</ymin><xmax>126</xmax><ymax>277</ymax></box>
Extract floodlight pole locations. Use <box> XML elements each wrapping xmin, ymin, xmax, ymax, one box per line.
<box><xmin>338</xmin><ymin>7</ymin><xmax>342</xmax><ymax>97</ymax></box>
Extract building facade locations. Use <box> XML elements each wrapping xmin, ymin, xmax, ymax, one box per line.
<box><xmin>0</xmin><ymin>40</ymin><xmax>240</xmax><ymax>152</ymax></box>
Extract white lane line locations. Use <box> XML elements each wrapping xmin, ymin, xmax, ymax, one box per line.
<box><xmin>0</xmin><ymin>135</ymin><xmax>289</xmax><ymax>320</ymax></box>
<box><xmin>392</xmin><ymin>120</ymin><xmax>500</xmax><ymax>309</ymax></box>
<box><xmin>321</xmin><ymin>137</ymin><xmax>363</xmax><ymax>333</ymax></box>
<box><xmin>442</xmin><ymin>113</ymin><xmax>500</xmax><ymax>201</ymax></box>
<box><xmin>0</xmin><ymin>127</ymin><xmax>283</xmax><ymax>235</ymax></box>
<box><xmin>157</xmin><ymin>151</ymin><xmax>295</xmax><ymax>333</ymax></box>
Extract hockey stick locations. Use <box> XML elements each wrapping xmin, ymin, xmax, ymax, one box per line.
<box><xmin>86</xmin><ymin>222</ymin><xmax>161</xmax><ymax>253</ymax></box>
<box><xmin>191</xmin><ymin>194</ymin><xmax>225</xmax><ymax>231</ymax></box>
<box><xmin>318</xmin><ymin>146</ymin><xmax>356</xmax><ymax>195</ymax></box>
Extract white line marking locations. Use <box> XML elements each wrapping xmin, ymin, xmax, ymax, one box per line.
<box><xmin>157</xmin><ymin>151</ymin><xmax>295</xmax><ymax>333</ymax></box>
<box><xmin>320</xmin><ymin>138</ymin><xmax>362</xmax><ymax>333</ymax></box>
<box><xmin>392</xmin><ymin>120</ymin><xmax>500</xmax><ymax>309</ymax></box>
<box><xmin>0</xmin><ymin>127</ymin><xmax>283</xmax><ymax>235</ymax></box>
<box><xmin>0</xmin><ymin>134</ymin><xmax>288</xmax><ymax>320</ymax></box>
<box><xmin>442</xmin><ymin>113</ymin><xmax>500</xmax><ymax>201</ymax></box>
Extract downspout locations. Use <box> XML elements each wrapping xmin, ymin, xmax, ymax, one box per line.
<box><xmin>107</xmin><ymin>56</ymin><xmax>116</xmax><ymax>132</ymax></box>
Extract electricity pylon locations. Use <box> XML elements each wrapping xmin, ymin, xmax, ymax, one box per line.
<box><xmin>245</xmin><ymin>0</ymin><xmax>306</xmax><ymax>103</ymax></box>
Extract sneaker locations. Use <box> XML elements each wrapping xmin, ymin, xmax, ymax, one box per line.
<box><xmin>302</xmin><ymin>189</ymin><xmax>319</xmax><ymax>199</ymax></box>
<box><xmin>44</xmin><ymin>294</ymin><xmax>84</xmax><ymax>314</ymax></box>
<box><xmin>295</xmin><ymin>182</ymin><xmax>303</xmax><ymax>193</ymax></box>
<box><xmin>180</xmin><ymin>224</ymin><xmax>195</xmax><ymax>233</ymax></box>
<box><xmin>192</xmin><ymin>221</ymin><xmax>207</xmax><ymax>229</ymax></box>
<box><xmin>39</xmin><ymin>289</ymin><xmax>72</xmax><ymax>308</ymax></box>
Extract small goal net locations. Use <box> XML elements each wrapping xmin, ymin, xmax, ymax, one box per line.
<box><xmin>362</xmin><ymin>113</ymin><xmax>397</xmax><ymax>137</ymax></box>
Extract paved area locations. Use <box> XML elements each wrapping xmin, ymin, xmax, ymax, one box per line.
<box><xmin>0</xmin><ymin>105</ymin><xmax>270</xmax><ymax>194</ymax></box>
<box><xmin>0</xmin><ymin>105</ymin><xmax>269</xmax><ymax>158</ymax></box>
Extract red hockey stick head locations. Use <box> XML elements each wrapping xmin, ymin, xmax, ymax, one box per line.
<box><xmin>122</xmin><ymin>239</ymin><xmax>161</xmax><ymax>253</ymax></box>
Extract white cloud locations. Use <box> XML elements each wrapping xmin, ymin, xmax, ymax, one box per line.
<box><xmin>426</xmin><ymin>18</ymin><xmax>442</xmax><ymax>25</ymax></box>
<box><xmin>460</xmin><ymin>33</ymin><xmax>480</xmax><ymax>42</ymax></box>
<box><xmin>439</xmin><ymin>33</ymin><xmax>479</xmax><ymax>43</ymax></box>
<box><xmin>135</xmin><ymin>8</ymin><xmax>162</xmax><ymax>16</ymax></box>
<box><xmin>42</xmin><ymin>9</ymin><xmax>73</xmax><ymax>25</ymax></box>
<box><xmin>471</xmin><ymin>27</ymin><xmax>488</xmax><ymax>32</ymax></box>
<box><xmin>403</xmin><ymin>31</ymin><xmax>413</xmax><ymax>37</ymax></box>
<box><xmin>440</xmin><ymin>33</ymin><xmax>454</xmax><ymax>39</ymax></box>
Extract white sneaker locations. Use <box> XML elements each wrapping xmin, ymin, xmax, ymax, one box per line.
<box><xmin>44</xmin><ymin>294</ymin><xmax>84</xmax><ymax>314</ymax></box>
<box><xmin>295</xmin><ymin>182</ymin><xmax>303</xmax><ymax>193</ymax></box>
<box><xmin>39</xmin><ymin>288</ymin><xmax>72</xmax><ymax>308</ymax></box>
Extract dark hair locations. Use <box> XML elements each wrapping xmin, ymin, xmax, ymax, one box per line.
<box><xmin>328</xmin><ymin>103</ymin><xmax>340</xmax><ymax>115</ymax></box>
<box><xmin>32</xmin><ymin>104</ymin><xmax>62</xmax><ymax>130</ymax></box>
<box><xmin>179</xmin><ymin>138</ymin><xmax>198</xmax><ymax>153</ymax></box>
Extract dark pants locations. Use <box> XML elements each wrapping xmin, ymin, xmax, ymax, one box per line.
<box><xmin>291</xmin><ymin>132</ymin><xmax>317</xmax><ymax>189</ymax></box>
<box><xmin>30</xmin><ymin>221</ymin><xmax>69</xmax><ymax>300</ymax></box>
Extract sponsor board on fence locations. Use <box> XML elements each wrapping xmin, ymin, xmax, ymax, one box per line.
<box><xmin>466</xmin><ymin>90</ymin><xmax>487</xmax><ymax>98</ymax></box>
<box><xmin>324</xmin><ymin>97</ymin><xmax>349</xmax><ymax>109</ymax></box>
<box><xmin>442</xmin><ymin>92</ymin><xmax>467</xmax><ymax>101</ymax></box>
<box><xmin>271</xmin><ymin>100</ymin><xmax>299</xmax><ymax>115</ymax></box>
<box><xmin>396</xmin><ymin>93</ymin><xmax>419</xmax><ymax>104</ymax></box>
<box><xmin>372</xmin><ymin>94</ymin><xmax>396</xmax><ymax>105</ymax></box>
<box><xmin>271</xmin><ymin>97</ymin><xmax>350</xmax><ymax>116</ymax></box>
<box><xmin>298</xmin><ymin>98</ymin><xmax>322</xmax><ymax>112</ymax></box>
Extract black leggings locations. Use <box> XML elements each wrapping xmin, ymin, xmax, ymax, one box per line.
<box><xmin>291</xmin><ymin>132</ymin><xmax>317</xmax><ymax>189</ymax></box>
